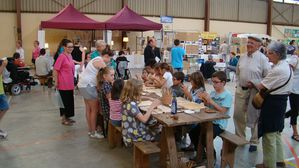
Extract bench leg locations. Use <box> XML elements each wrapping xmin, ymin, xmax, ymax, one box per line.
<box><xmin>115</xmin><ymin>129</ymin><xmax>122</xmax><ymax>147</ymax></box>
<box><xmin>108</xmin><ymin>121</ymin><xmax>116</xmax><ymax>148</ymax></box>
<box><xmin>133</xmin><ymin>146</ymin><xmax>149</xmax><ymax>168</ymax></box>
<box><xmin>221</xmin><ymin>140</ymin><xmax>237</xmax><ymax>168</ymax></box>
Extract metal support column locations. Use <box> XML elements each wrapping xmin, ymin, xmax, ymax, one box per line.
<box><xmin>267</xmin><ymin>0</ymin><xmax>273</xmax><ymax>36</ymax></box>
<box><xmin>204</xmin><ymin>0</ymin><xmax>210</xmax><ymax>32</ymax></box>
<box><xmin>16</xmin><ymin>0</ymin><xmax>22</xmax><ymax>41</ymax></box>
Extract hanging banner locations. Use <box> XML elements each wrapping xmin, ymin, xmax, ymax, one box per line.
<box><xmin>201</xmin><ymin>32</ymin><xmax>218</xmax><ymax>39</ymax></box>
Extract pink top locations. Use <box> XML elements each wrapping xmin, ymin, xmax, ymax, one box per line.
<box><xmin>32</xmin><ymin>47</ymin><xmax>40</xmax><ymax>60</ymax></box>
<box><xmin>54</xmin><ymin>53</ymin><xmax>75</xmax><ymax>90</ymax></box>
<box><xmin>109</xmin><ymin>99</ymin><xmax>122</xmax><ymax>121</ymax></box>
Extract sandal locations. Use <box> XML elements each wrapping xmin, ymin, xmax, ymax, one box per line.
<box><xmin>67</xmin><ymin>118</ymin><xmax>76</xmax><ymax>123</ymax></box>
<box><xmin>61</xmin><ymin>120</ymin><xmax>73</xmax><ymax>126</ymax></box>
<box><xmin>291</xmin><ymin>135</ymin><xmax>299</xmax><ymax>142</ymax></box>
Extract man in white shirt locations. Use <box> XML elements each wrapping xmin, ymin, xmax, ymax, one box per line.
<box><xmin>233</xmin><ymin>36</ymin><xmax>271</xmax><ymax>152</ymax></box>
<box><xmin>16</xmin><ymin>40</ymin><xmax>25</xmax><ymax>61</ymax></box>
<box><xmin>35</xmin><ymin>48</ymin><xmax>52</xmax><ymax>76</ymax></box>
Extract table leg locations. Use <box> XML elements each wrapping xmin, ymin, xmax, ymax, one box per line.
<box><xmin>160</xmin><ymin>127</ymin><xmax>179</xmax><ymax>168</ymax></box>
<box><xmin>203</xmin><ymin>122</ymin><xmax>214</xmax><ymax>168</ymax></box>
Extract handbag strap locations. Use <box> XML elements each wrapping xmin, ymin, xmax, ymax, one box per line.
<box><xmin>267</xmin><ymin>66</ymin><xmax>292</xmax><ymax>94</ymax></box>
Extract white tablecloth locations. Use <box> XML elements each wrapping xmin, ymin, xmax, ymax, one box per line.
<box><xmin>126</xmin><ymin>55</ymin><xmax>145</xmax><ymax>68</ymax></box>
<box><xmin>215</xmin><ymin>62</ymin><xmax>226</xmax><ymax>71</ymax></box>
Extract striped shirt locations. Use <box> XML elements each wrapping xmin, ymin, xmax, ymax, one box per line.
<box><xmin>109</xmin><ymin>99</ymin><xmax>122</xmax><ymax>121</ymax></box>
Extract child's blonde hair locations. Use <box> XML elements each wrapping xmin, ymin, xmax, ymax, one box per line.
<box><xmin>120</xmin><ymin>78</ymin><xmax>143</xmax><ymax>103</ymax></box>
<box><xmin>97</xmin><ymin>66</ymin><xmax>113</xmax><ymax>90</ymax></box>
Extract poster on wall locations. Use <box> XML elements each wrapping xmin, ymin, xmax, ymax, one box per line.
<box><xmin>284</xmin><ymin>28</ymin><xmax>299</xmax><ymax>38</ymax></box>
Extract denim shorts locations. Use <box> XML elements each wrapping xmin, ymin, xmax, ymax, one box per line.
<box><xmin>78</xmin><ymin>85</ymin><xmax>98</xmax><ymax>100</ymax></box>
<box><xmin>0</xmin><ymin>95</ymin><xmax>9</xmax><ymax>111</ymax></box>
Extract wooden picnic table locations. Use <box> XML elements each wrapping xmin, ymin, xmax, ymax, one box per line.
<box><xmin>153</xmin><ymin>111</ymin><xmax>229</xmax><ymax>168</ymax></box>
<box><xmin>142</xmin><ymin>87</ymin><xmax>230</xmax><ymax>168</ymax></box>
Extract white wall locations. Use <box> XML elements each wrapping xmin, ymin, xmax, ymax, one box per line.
<box><xmin>210</xmin><ymin>20</ymin><xmax>267</xmax><ymax>38</ymax></box>
<box><xmin>0</xmin><ymin>13</ymin><xmax>17</xmax><ymax>58</ymax></box>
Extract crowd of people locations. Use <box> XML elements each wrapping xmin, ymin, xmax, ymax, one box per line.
<box><xmin>0</xmin><ymin>35</ymin><xmax>298</xmax><ymax>168</ymax></box>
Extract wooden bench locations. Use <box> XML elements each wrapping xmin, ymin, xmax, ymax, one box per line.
<box><xmin>108</xmin><ymin>120</ymin><xmax>122</xmax><ymax>148</ymax></box>
<box><xmin>133</xmin><ymin>141</ymin><xmax>160</xmax><ymax>168</ymax></box>
<box><xmin>220</xmin><ymin>131</ymin><xmax>249</xmax><ymax>168</ymax></box>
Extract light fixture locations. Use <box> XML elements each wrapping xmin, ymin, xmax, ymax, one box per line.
<box><xmin>123</xmin><ymin>37</ymin><xmax>129</xmax><ymax>42</ymax></box>
<box><xmin>45</xmin><ymin>43</ymin><xmax>49</xmax><ymax>49</ymax></box>
<box><xmin>111</xmin><ymin>41</ymin><xmax>114</xmax><ymax>45</ymax></box>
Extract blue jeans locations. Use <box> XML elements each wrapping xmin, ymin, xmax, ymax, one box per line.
<box><xmin>0</xmin><ymin>95</ymin><xmax>9</xmax><ymax>111</ymax></box>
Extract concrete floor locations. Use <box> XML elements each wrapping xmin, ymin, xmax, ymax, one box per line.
<box><xmin>0</xmin><ymin>70</ymin><xmax>298</xmax><ymax>168</ymax></box>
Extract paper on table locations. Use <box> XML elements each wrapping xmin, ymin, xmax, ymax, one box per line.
<box><xmin>138</xmin><ymin>100</ymin><xmax>152</xmax><ymax>107</ymax></box>
<box><xmin>184</xmin><ymin>110</ymin><xmax>195</xmax><ymax>114</ymax></box>
<box><xmin>157</xmin><ymin>105</ymin><xmax>171</xmax><ymax>113</ymax></box>
<box><xmin>179</xmin><ymin>102</ymin><xmax>205</xmax><ymax>110</ymax></box>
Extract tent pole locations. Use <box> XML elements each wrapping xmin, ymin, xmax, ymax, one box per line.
<box><xmin>16</xmin><ymin>0</ymin><xmax>22</xmax><ymax>41</ymax></box>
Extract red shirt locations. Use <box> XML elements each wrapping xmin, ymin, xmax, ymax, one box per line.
<box><xmin>13</xmin><ymin>59</ymin><xmax>25</xmax><ymax>67</ymax></box>
<box><xmin>32</xmin><ymin>47</ymin><xmax>40</xmax><ymax>60</ymax></box>
<box><xmin>54</xmin><ymin>53</ymin><xmax>75</xmax><ymax>90</ymax></box>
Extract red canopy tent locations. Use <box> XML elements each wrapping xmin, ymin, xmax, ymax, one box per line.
<box><xmin>104</xmin><ymin>5</ymin><xmax>162</xmax><ymax>31</ymax></box>
<box><xmin>40</xmin><ymin>4</ymin><xmax>104</xmax><ymax>30</ymax></box>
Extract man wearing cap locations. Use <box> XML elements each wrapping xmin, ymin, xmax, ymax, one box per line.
<box><xmin>233</xmin><ymin>36</ymin><xmax>271</xmax><ymax>152</ymax></box>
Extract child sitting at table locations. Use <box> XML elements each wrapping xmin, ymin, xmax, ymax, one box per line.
<box><xmin>97</xmin><ymin>66</ymin><xmax>115</xmax><ymax>137</ymax></box>
<box><xmin>145</xmin><ymin>63</ymin><xmax>162</xmax><ymax>86</ymax></box>
<box><xmin>171</xmin><ymin>71</ymin><xmax>185</xmax><ymax>97</ymax></box>
<box><xmin>181</xmin><ymin>71</ymin><xmax>205</xmax><ymax>104</ymax></box>
<box><xmin>109</xmin><ymin>79</ymin><xmax>124</xmax><ymax>127</ymax></box>
<box><xmin>121</xmin><ymin>78</ymin><xmax>161</xmax><ymax>147</ymax></box>
<box><xmin>141</xmin><ymin>66</ymin><xmax>155</xmax><ymax>82</ymax></box>
<box><xmin>189</xmin><ymin>71</ymin><xmax>232</xmax><ymax>159</ymax></box>
<box><xmin>150</xmin><ymin>63</ymin><xmax>173</xmax><ymax>88</ymax></box>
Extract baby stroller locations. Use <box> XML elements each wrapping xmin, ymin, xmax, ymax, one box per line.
<box><xmin>3</xmin><ymin>58</ymin><xmax>36</xmax><ymax>95</ymax></box>
<box><xmin>115</xmin><ymin>58</ymin><xmax>131</xmax><ymax>80</ymax></box>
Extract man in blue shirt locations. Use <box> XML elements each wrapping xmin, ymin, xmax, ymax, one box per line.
<box><xmin>171</xmin><ymin>39</ymin><xmax>186</xmax><ymax>72</ymax></box>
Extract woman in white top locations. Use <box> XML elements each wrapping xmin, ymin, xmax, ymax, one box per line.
<box><xmin>16</xmin><ymin>40</ymin><xmax>25</xmax><ymax>61</ymax></box>
<box><xmin>286</xmin><ymin>50</ymin><xmax>299</xmax><ymax>142</ymax></box>
<box><xmin>78</xmin><ymin>49</ymin><xmax>112</xmax><ymax>139</ymax></box>
<box><xmin>151</xmin><ymin>62</ymin><xmax>173</xmax><ymax>88</ymax></box>
<box><xmin>254</xmin><ymin>41</ymin><xmax>293</xmax><ymax>168</ymax></box>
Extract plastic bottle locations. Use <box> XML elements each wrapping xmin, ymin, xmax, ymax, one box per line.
<box><xmin>171</xmin><ymin>96</ymin><xmax>177</xmax><ymax>115</ymax></box>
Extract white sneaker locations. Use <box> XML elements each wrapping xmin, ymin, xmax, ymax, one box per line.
<box><xmin>0</xmin><ymin>130</ymin><xmax>8</xmax><ymax>139</ymax></box>
<box><xmin>90</xmin><ymin>132</ymin><xmax>104</xmax><ymax>139</ymax></box>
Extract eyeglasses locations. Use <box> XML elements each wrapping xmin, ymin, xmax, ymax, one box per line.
<box><xmin>67</xmin><ymin>46</ymin><xmax>74</xmax><ymax>48</ymax></box>
<box><xmin>211</xmin><ymin>80</ymin><xmax>222</xmax><ymax>84</ymax></box>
